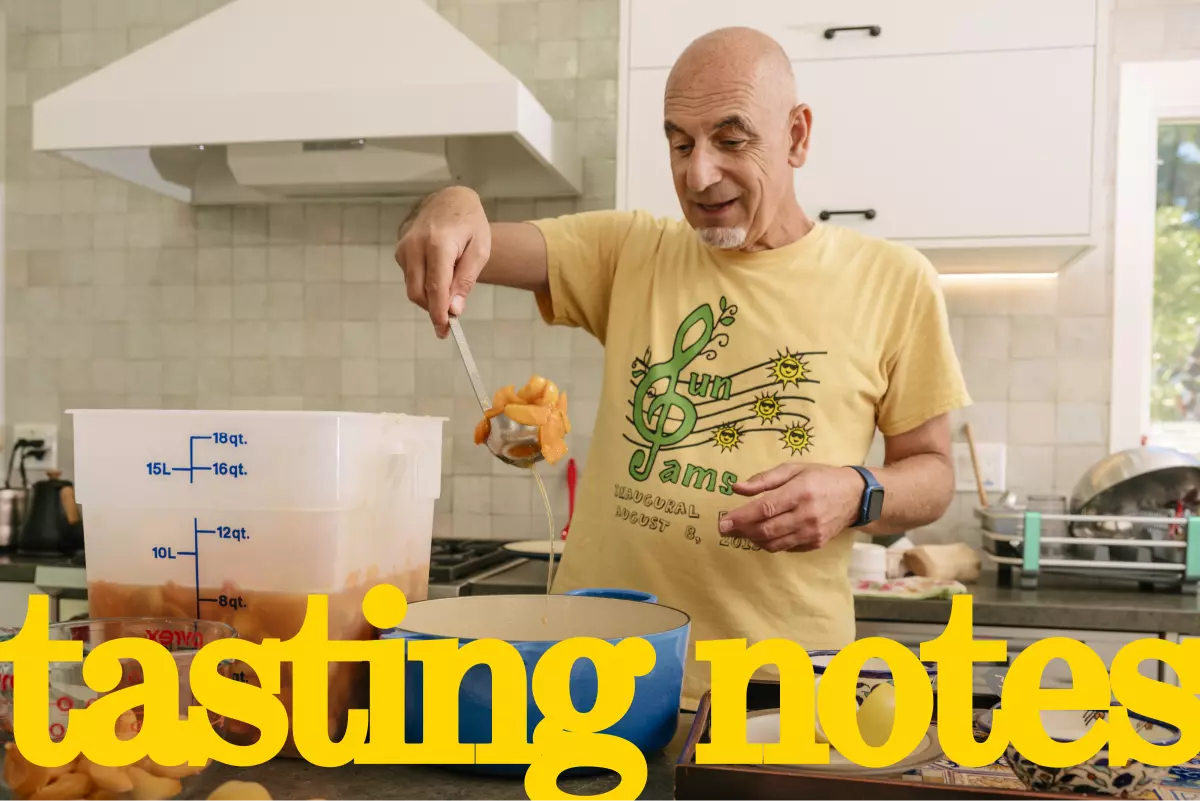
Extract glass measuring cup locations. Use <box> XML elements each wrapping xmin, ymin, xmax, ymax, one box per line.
<box><xmin>0</xmin><ymin>627</ymin><xmax>17</xmax><ymax>744</ymax></box>
<box><xmin>0</xmin><ymin>617</ymin><xmax>236</xmax><ymax>800</ymax></box>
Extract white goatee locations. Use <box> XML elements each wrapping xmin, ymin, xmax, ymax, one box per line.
<box><xmin>696</xmin><ymin>227</ymin><xmax>747</xmax><ymax>249</ymax></box>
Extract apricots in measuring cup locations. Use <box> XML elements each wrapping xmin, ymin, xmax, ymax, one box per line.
<box><xmin>1</xmin><ymin>712</ymin><xmax>211</xmax><ymax>801</ymax></box>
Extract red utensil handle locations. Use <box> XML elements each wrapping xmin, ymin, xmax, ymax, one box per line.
<box><xmin>561</xmin><ymin>458</ymin><xmax>577</xmax><ymax>540</ymax></box>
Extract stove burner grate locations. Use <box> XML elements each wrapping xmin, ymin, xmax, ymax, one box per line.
<box><xmin>428</xmin><ymin>539</ymin><xmax>511</xmax><ymax>582</ymax></box>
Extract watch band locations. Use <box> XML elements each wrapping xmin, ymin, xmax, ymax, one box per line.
<box><xmin>848</xmin><ymin>465</ymin><xmax>884</xmax><ymax>528</ymax></box>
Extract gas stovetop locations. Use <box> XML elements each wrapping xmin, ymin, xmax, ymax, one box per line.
<box><xmin>428</xmin><ymin>538</ymin><xmax>513</xmax><ymax>582</ymax></box>
<box><xmin>45</xmin><ymin>541</ymin><xmax>532</xmax><ymax>601</ymax></box>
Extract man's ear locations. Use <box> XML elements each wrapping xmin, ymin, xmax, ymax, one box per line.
<box><xmin>787</xmin><ymin>104</ymin><xmax>812</xmax><ymax>168</ymax></box>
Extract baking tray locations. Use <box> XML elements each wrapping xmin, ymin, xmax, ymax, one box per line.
<box><xmin>675</xmin><ymin>680</ymin><xmax>1081</xmax><ymax>800</ymax></box>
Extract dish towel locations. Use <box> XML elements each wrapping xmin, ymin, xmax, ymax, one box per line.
<box><xmin>852</xmin><ymin>576</ymin><xmax>968</xmax><ymax>599</ymax></box>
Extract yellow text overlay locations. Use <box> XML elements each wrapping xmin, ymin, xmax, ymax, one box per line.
<box><xmin>1</xmin><ymin>592</ymin><xmax>1195</xmax><ymax>800</ymax></box>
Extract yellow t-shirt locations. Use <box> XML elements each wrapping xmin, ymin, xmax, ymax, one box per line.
<box><xmin>530</xmin><ymin>210</ymin><xmax>972</xmax><ymax>709</ymax></box>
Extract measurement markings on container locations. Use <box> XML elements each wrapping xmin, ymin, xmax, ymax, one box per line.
<box><xmin>214</xmin><ymin>526</ymin><xmax>248</xmax><ymax>541</ymax></box>
<box><xmin>146</xmin><ymin>433</ymin><xmax>249</xmax><ymax>485</ymax></box>
<box><xmin>153</xmin><ymin>517</ymin><xmax>251</xmax><ymax>618</ymax></box>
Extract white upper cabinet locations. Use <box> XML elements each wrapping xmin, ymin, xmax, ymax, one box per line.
<box><xmin>790</xmin><ymin>48</ymin><xmax>1095</xmax><ymax>241</ymax></box>
<box><xmin>618</xmin><ymin>0</ymin><xmax>1106</xmax><ymax>273</ymax></box>
<box><xmin>629</xmin><ymin>0</ymin><xmax>1096</xmax><ymax>68</ymax></box>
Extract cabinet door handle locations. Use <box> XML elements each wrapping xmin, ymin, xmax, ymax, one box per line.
<box><xmin>819</xmin><ymin>209</ymin><xmax>876</xmax><ymax>221</ymax></box>
<box><xmin>823</xmin><ymin>25</ymin><xmax>881</xmax><ymax>40</ymax></box>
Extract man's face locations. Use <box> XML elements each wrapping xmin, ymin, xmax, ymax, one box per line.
<box><xmin>663</xmin><ymin>67</ymin><xmax>808</xmax><ymax>250</ymax></box>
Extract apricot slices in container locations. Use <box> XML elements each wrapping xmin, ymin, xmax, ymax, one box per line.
<box><xmin>473</xmin><ymin>375</ymin><xmax>571</xmax><ymax>465</ymax></box>
<box><xmin>2</xmin><ymin>712</ymin><xmax>210</xmax><ymax>800</ymax></box>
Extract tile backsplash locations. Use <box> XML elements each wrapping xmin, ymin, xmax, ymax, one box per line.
<box><xmin>2</xmin><ymin>0</ymin><xmax>615</xmax><ymax>542</ymax></box>
<box><xmin>1</xmin><ymin>0</ymin><xmax>1193</xmax><ymax>546</ymax></box>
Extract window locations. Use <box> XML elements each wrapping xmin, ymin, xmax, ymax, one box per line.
<box><xmin>1110</xmin><ymin>61</ymin><xmax>1200</xmax><ymax>456</ymax></box>
<box><xmin>1147</xmin><ymin>122</ymin><xmax>1200</xmax><ymax>453</ymax></box>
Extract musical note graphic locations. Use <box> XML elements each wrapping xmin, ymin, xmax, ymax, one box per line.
<box><xmin>624</xmin><ymin>296</ymin><xmax>826</xmax><ymax>482</ymax></box>
<box><xmin>628</xmin><ymin>304</ymin><xmax>715</xmax><ymax>481</ymax></box>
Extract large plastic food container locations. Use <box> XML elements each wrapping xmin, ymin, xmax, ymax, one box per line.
<box><xmin>68</xmin><ymin>409</ymin><xmax>445</xmax><ymax>756</ymax></box>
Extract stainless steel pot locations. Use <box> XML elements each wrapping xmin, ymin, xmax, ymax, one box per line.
<box><xmin>1068</xmin><ymin>447</ymin><xmax>1200</xmax><ymax>562</ymax></box>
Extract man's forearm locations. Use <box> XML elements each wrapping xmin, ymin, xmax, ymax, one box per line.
<box><xmin>395</xmin><ymin>187</ymin><xmax>550</xmax><ymax>296</ymax></box>
<box><xmin>854</xmin><ymin>452</ymin><xmax>956</xmax><ymax>536</ymax></box>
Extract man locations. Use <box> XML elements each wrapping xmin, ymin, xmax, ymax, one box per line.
<box><xmin>395</xmin><ymin>26</ymin><xmax>971</xmax><ymax>708</ymax></box>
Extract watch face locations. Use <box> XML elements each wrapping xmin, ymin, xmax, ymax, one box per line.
<box><xmin>867</xmin><ymin>487</ymin><xmax>885</xmax><ymax>520</ymax></box>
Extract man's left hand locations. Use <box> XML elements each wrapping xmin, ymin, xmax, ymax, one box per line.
<box><xmin>719</xmin><ymin>463</ymin><xmax>864</xmax><ymax>553</ymax></box>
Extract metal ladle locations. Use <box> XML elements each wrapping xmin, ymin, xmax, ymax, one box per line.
<box><xmin>447</xmin><ymin>316</ymin><xmax>544</xmax><ymax>470</ymax></box>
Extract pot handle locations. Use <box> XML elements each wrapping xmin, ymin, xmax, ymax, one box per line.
<box><xmin>564</xmin><ymin>588</ymin><xmax>658</xmax><ymax>604</ymax></box>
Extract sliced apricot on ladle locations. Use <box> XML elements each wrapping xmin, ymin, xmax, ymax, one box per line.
<box><xmin>473</xmin><ymin>416</ymin><xmax>491</xmax><ymax>445</ymax></box>
<box><xmin>493</xmin><ymin>385</ymin><xmax>522</xmax><ymax>409</ymax></box>
<box><xmin>556</xmin><ymin>392</ymin><xmax>570</xmax><ymax>433</ymax></box>
<box><xmin>504</xmin><ymin>403</ymin><xmax>552</xmax><ymax>427</ymax></box>
<box><xmin>540</xmin><ymin>430</ymin><xmax>568</xmax><ymax>465</ymax></box>
<box><xmin>542</xmin><ymin>409</ymin><xmax>566</xmax><ymax>444</ymax></box>
<box><xmin>474</xmin><ymin>373</ymin><xmax>572</xmax><ymax>465</ymax></box>
<box><xmin>517</xmin><ymin>375</ymin><xmax>548</xmax><ymax>403</ymax></box>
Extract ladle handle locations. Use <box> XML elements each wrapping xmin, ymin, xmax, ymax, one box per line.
<box><xmin>447</xmin><ymin>316</ymin><xmax>491</xmax><ymax>414</ymax></box>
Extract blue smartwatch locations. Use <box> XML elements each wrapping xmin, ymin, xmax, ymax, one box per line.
<box><xmin>848</xmin><ymin>466</ymin><xmax>884</xmax><ymax>527</ymax></box>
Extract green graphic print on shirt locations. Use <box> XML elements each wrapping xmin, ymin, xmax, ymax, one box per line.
<box><xmin>623</xmin><ymin>297</ymin><xmax>826</xmax><ymax>495</ymax></box>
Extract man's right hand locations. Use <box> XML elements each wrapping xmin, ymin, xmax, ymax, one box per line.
<box><xmin>395</xmin><ymin>186</ymin><xmax>492</xmax><ymax>338</ymax></box>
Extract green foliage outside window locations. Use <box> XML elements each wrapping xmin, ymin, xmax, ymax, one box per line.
<box><xmin>1151</xmin><ymin>123</ymin><xmax>1200</xmax><ymax>423</ymax></box>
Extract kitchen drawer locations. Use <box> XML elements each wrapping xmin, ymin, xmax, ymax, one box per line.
<box><xmin>854</xmin><ymin>621</ymin><xmax>1161</xmax><ymax>696</ymax></box>
<box><xmin>627</xmin><ymin>0</ymin><xmax>1097</xmax><ymax>70</ymax></box>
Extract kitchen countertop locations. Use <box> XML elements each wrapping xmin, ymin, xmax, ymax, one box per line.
<box><xmin>475</xmin><ymin>558</ymin><xmax>1200</xmax><ymax>635</ymax></box>
<box><xmin>0</xmin><ymin>553</ymin><xmax>77</xmax><ymax>583</ymax></box>
<box><xmin>0</xmin><ymin>714</ymin><xmax>694</xmax><ymax>800</ymax></box>
<box><xmin>9</xmin><ymin>550</ymin><xmax>1200</xmax><ymax>636</ymax></box>
<box><xmin>856</xmin><ymin>571</ymin><xmax>1200</xmax><ymax>633</ymax></box>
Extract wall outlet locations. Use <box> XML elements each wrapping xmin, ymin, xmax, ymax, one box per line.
<box><xmin>953</xmin><ymin>442</ymin><xmax>1006</xmax><ymax>494</ymax></box>
<box><xmin>12</xmin><ymin>424</ymin><xmax>58</xmax><ymax>472</ymax></box>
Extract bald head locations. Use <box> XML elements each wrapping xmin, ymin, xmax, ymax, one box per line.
<box><xmin>667</xmin><ymin>27</ymin><xmax>797</xmax><ymax>111</ymax></box>
<box><xmin>661</xmin><ymin>27</ymin><xmax>812</xmax><ymax>252</ymax></box>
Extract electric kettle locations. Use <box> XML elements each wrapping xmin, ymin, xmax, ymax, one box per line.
<box><xmin>16</xmin><ymin>470</ymin><xmax>82</xmax><ymax>555</ymax></box>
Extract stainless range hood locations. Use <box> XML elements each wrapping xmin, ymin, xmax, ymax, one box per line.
<box><xmin>31</xmin><ymin>0</ymin><xmax>582</xmax><ymax>204</ymax></box>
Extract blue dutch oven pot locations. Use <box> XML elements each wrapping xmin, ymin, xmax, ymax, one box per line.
<box><xmin>381</xmin><ymin>587</ymin><xmax>689</xmax><ymax>777</ymax></box>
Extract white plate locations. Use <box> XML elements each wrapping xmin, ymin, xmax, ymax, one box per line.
<box><xmin>744</xmin><ymin>709</ymin><xmax>944</xmax><ymax>777</ymax></box>
<box><xmin>503</xmin><ymin>539</ymin><xmax>566</xmax><ymax>558</ymax></box>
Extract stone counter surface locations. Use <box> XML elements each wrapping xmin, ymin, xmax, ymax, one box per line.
<box><xmin>6</xmin><ymin>550</ymin><xmax>1200</xmax><ymax>635</ymax></box>
<box><xmin>0</xmin><ymin>554</ymin><xmax>74</xmax><ymax>584</ymax></box>
<box><xmin>475</xmin><ymin>559</ymin><xmax>1200</xmax><ymax>634</ymax></box>
<box><xmin>854</xmin><ymin>572</ymin><xmax>1200</xmax><ymax>634</ymax></box>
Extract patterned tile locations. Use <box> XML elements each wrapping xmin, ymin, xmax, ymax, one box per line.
<box><xmin>895</xmin><ymin>721</ymin><xmax>1200</xmax><ymax>798</ymax></box>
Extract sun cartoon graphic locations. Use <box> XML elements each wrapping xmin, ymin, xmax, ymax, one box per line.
<box><xmin>780</xmin><ymin>424</ymin><xmax>814</xmax><ymax>455</ymax></box>
<box><xmin>749</xmin><ymin>392</ymin><xmax>783</xmax><ymax>424</ymax></box>
<box><xmin>767</xmin><ymin>349</ymin><xmax>808</xmax><ymax>388</ymax></box>
<box><xmin>712</xmin><ymin>424</ymin><xmax>743</xmax><ymax>453</ymax></box>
